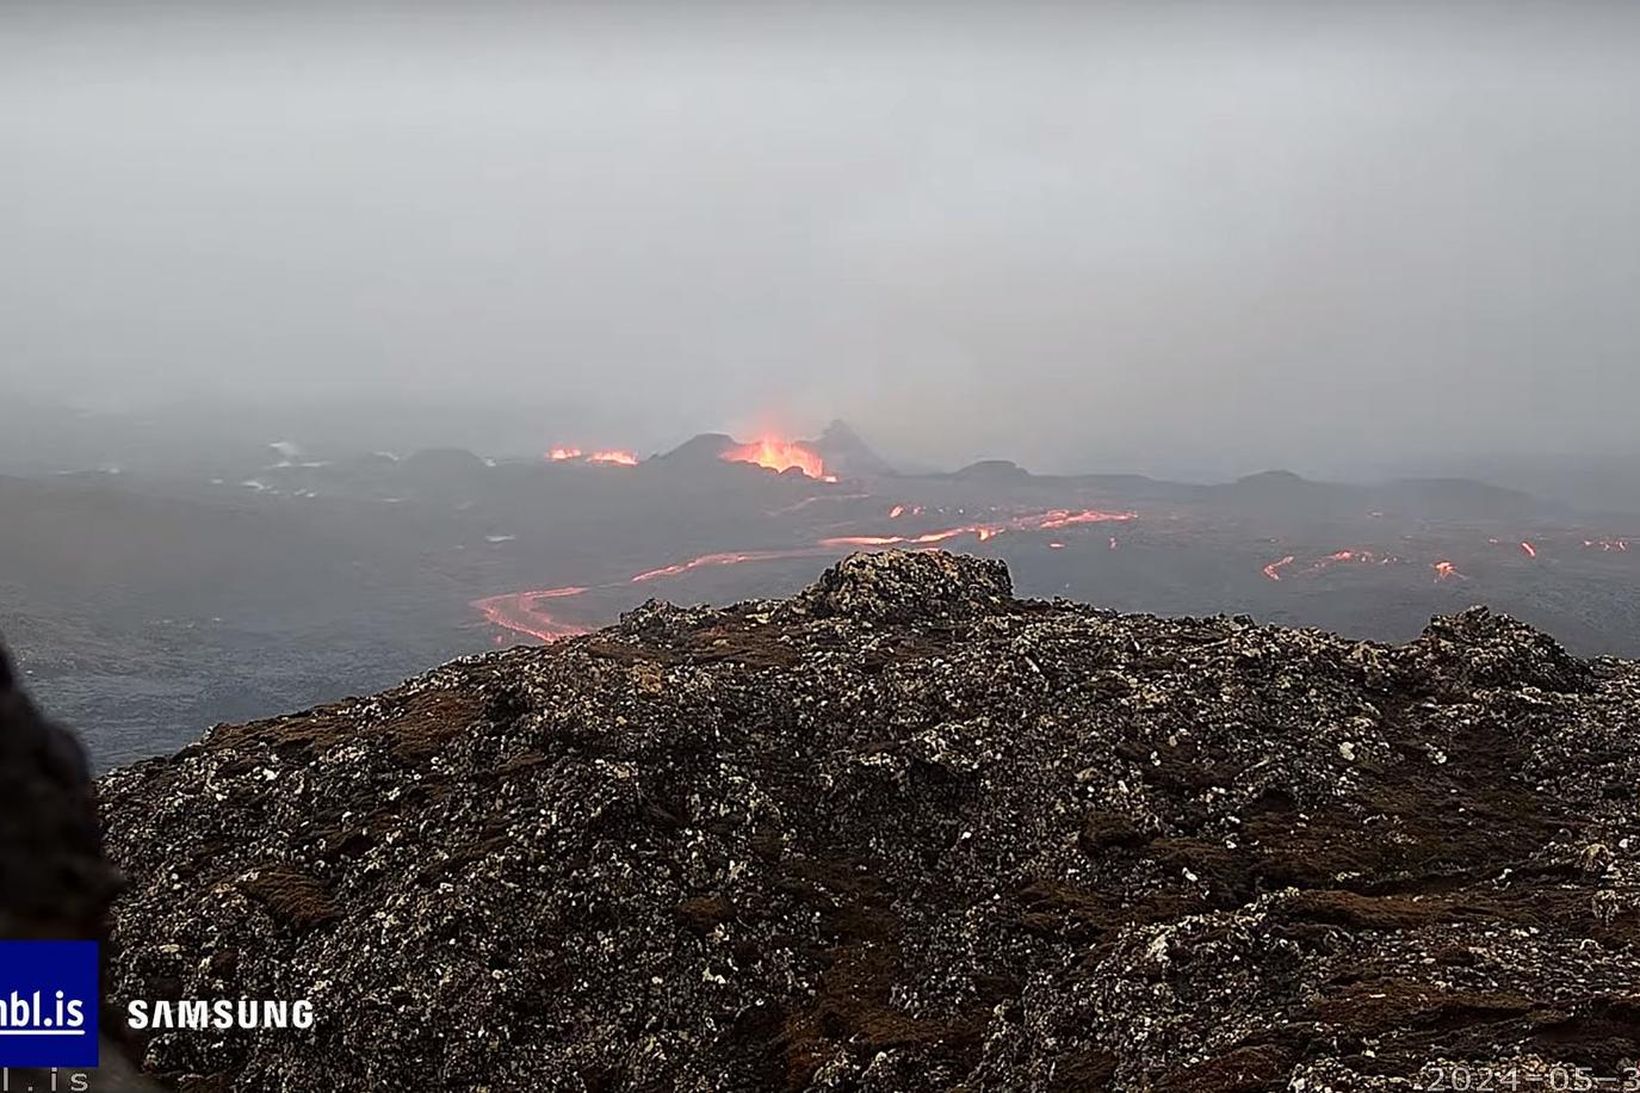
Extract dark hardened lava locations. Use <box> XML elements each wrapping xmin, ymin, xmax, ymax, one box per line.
<box><xmin>0</xmin><ymin>645</ymin><xmax>157</xmax><ymax>1089</ymax></box>
<box><xmin>96</xmin><ymin>551</ymin><xmax>1640</xmax><ymax>1091</ymax></box>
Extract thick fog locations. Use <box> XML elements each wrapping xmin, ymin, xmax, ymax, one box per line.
<box><xmin>4</xmin><ymin>3</ymin><xmax>1638</xmax><ymax>476</ymax></box>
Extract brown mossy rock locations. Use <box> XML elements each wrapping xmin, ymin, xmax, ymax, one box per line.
<box><xmin>94</xmin><ymin>556</ymin><xmax>1640</xmax><ymax>1091</ymax></box>
<box><xmin>787</xmin><ymin>549</ymin><xmax>1014</xmax><ymax>624</ymax></box>
<box><xmin>1409</xmin><ymin>604</ymin><xmax>1591</xmax><ymax>693</ymax></box>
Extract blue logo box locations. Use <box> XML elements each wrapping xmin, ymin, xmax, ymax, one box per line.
<box><xmin>0</xmin><ymin>941</ymin><xmax>99</xmax><ymax>1069</ymax></box>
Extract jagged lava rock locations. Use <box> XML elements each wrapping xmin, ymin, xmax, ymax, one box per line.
<box><xmin>785</xmin><ymin>549</ymin><xmax>1013</xmax><ymax>624</ymax></box>
<box><xmin>98</xmin><ymin>552</ymin><xmax>1640</xmax><ymax>1091</ymax></box>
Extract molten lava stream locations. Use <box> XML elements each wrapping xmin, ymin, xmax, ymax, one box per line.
<box><xmin>1261</xmin><ymin>555</ymin><xmax>1296</xmax><ymax>581</ymax></box>
<box><xmin>476</xmin><ymin>505</ymin><xmax>1142</xmax><ymax>641</ymax></box>
<box><xmin>470</xmin><ymin>586</ymin><xmax>590</xmax><ymax>643</ymax></box>
<box><xmin>820</xmin><ymin>508</ymin><xmax>1136</xmax><ymax>550</ymax></box>
<box><xmin>1036</xmin><ymin>509</ymin><xmax>1133</xmax><ymax>530</ymax></box>
<box><xmin>821</xmin><ymin>530</ymin><xmax>969</xmax><ymax>548</ymax></box>
<box><xmin>1305</xmin><ymin>549</ymin><xmax>1398</xmax><ymax>574</ymax></box>
<box><xmin>630</xmin><ymin>547</ymin><xmax>836</xmax><ymax>583</ymax></box>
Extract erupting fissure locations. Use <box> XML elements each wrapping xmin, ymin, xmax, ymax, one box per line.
<box><xmin>483</xmin><ymin>450</ymin><xmax>1640</xmax><ymax>646</ymax></box>
<box><xmin>721</xmin><ymin>437</ymin><xmax>832</xmax><ymax>481</ymax></box>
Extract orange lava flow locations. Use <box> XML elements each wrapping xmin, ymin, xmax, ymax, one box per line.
<box><xmin>630</xmin><ymin>548</ymin><xmax>835</xmax><ymax>583</ymax></box>
<box><xmin>821</xmin><ymin>509</ymin><xmax>1135</xmax><ymax>550</ymax></box>
<box><xmin>1261</xmin><ymin>555</ymin><xmax>1296</xmax><ymax>581</ymax></box>
<box><xmin>470</xmin><ymin>586</ymin><xmax>590</xmax><ymax>643</ymax></box>
<box><xmin>587</xmin><ymin>450</ymin><xmax>638</xmax><ymax>466</ymax></box>
<box><xmin>1520</xmin><ymin>540</ymin><xmax>1538</xmax><ymax>559</ymax></box>
<box><xmin>1432</xmin><ymin>560</ymin><xmax>1463</xmax><ymax>582</ymax></box>
<box><xmin>822</xmin><ymin>528</ymin><xmax>982</xmax><ymax>548</ymax></box>
<box><xmin>1307</xmin><ymin>548</ymin><xmax>1398</xmax><ymax>573</ymax></box>
<box><xmin>721</xmin><ymin>437</ymin><xmax>828</xmax><ymax>480</ymax></box>
<box><xmin>547</xmin><ymin>447</ymin><xmax>583</xmax><ymax>461</ymax></box>
<box><xmin>1037</xmin><ymin>509</ymin><xmax>1134</xmax><ymax>529</ymax></box>
<box><xmin>477</xmin><ymin>505</ymin><xmax>1138</xmax><ymax>642</ymax></box>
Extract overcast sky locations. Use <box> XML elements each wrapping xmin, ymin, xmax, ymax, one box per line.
<box><xmin>4</xmin><ymin>3</ymin><xmax>1637</xmax><ymax>475</ymax></box>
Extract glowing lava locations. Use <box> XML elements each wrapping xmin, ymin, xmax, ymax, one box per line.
<box><xmin>470</xmin><ymin>586</ymin><xmax>589</xmax><ymax>643</ymax></box>
<box><xmin>721</xmin><ymin>437</ymin><xmax>829</xmax><ymax>480</ymax></box>
<box><xmin>548</xmin><ymin>447</ymin><xmax>638</xmax><ymax>466</ymax></box>
<box><xmin>1038</xmin><ymin>509</ymin><xmax>1134</xmax><ymax>530</ymax></box>
<box><xmin>820</xmin><ymin>530</ymin><xmax>972</xmax><ymax>548</ymax></box>
<box><xmin>1307</xmin><ymin>549</ymin><xmax>1399</xmax><ymax>573</ymax></box>
<box><xmin>1519</xmin><ymin>540</ymin><xmax>1538</xmax><ymax>559</ymax></box>
<box><xmin>1263</xmin><ymin>548</ymin><xmax>1411</xmax><ymax>581</ymax></box>
<box><xmin>822</xmin><ymin>508</ymin><xmax>1135</xmax><ymax>550</ymax></box>
<box><xmin>631</xmin><ymin>548</ymin><xmax>834</xmax><ymax>583</ymax></box>
<box><xmin>1432</xmin><ymin>560</ymin><xmax>1463</xmax><ymax>582</ymax></box>
<box><xmin>477</xmin><ymin>504</ymin><xmax>1139</xmax><ymax>642</ymax></box>
<box><xmin>1261</xmin><ymin>555</ymin><xmax>1296</xmax><ymax>581</ymax></box>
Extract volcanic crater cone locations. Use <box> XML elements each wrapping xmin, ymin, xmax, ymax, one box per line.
<box><xmin>97</xmin><ymin>551</ymin><xmax>1640</xmax><ymax>1090</ymax></box>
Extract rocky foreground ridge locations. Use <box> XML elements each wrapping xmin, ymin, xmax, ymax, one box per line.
<box><xmin>97</xmin><ymin>551</ymin><xmax>1640</xmax><ymax>1090</ymax></box>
